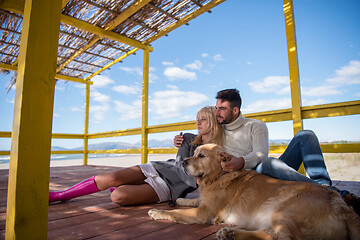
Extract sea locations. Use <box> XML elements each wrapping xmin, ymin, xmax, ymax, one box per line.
<box><xmin>0</xmin><ymin>153</ymin><xmax>129</xmax><ymax>164</ymax></box>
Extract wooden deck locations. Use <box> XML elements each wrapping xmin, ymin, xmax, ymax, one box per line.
<box><xmin>1</xmin><ymin>165</ymin><xmax>360</xmax><ymax>239</ymax></box>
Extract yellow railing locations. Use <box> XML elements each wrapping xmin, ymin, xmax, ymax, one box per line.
<box><xmin>1</xmin><ymin>100</ymin><xmax>359</xmax><ymax>159</ymax></box>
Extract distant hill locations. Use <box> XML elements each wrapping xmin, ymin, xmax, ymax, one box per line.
<box><xmin>50</xmin><ymin>139</ymin><xmax>174</xmax><ymax>151</ymax></box>
<box><xmin>21</xmin><ymin>139</ymin><xmax>360</xmax><ymax>152</ymax></box>
<box><xmin>269</xmin><ymin>139</ymin><xmax>291</xmax><ymax>145</ymax></box>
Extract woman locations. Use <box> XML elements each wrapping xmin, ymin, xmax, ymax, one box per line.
<box><xmin>49</xmin><ymin>106</ymin><xmax>223</xmax><ymax>205</ymax></box>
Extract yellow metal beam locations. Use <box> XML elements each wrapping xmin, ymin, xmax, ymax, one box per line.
<box><xmin>283</xmin><ymin>0</ymin><xmax>303</xmax><ymax>135</ymax></box>
<box><xmin>57</xmin><ymin>0</ymin><xmax>151</xmax><ymax>73</ymax></box>
<box><xmin>104</xmin><ymin>0</ymin><xmax>153</xmax><ymax>31</ymax></box>
<box><xmin>84</xmin><ymin>48</ymin><xmax>139</xmax><ymax>81</ymax></box>
<box><xmin>87</xmin><ymin>127</ymin><xmax>142</xmax><ymax>139</ymax></box>
<box><xmin>56</xmin><ymin>75</ymin><xmax>93</xmax><ymax>85</ymax></box>
<box><xmin>141</xmin><ymin>50</ymin><xmax>149</xmax><ymax>164</ymax></box>
<box><xmin>0</xmin><ymin>0</ymin><xmax>24</xmax><ymax>15</ymax></box>
<box><xmin>148</xmin><ymin>121</ymin><xmax>197</xmax><ymax>134</ymax></box>
<box><xmin>0</xmin><ymin>62</ymin><xmax>92</xmax><ymax>85</ymax></box>
<box><xmin>51</xmin><ymin>133</ymin><xmax>84</xmax><ymax>139</ymax></box>
<box><xmin>60</xmin><ymin>15</ymin><xmax>153</xmax><ymax>52</ymax></box>
<box><xmin>144</xmin><ymin>0</ymin><xmax>226</xmax><ymax>44</ymax></box>
<box><xmin>301</xmin><ymin>100</ymin><xmax>360</xmax><ymax>119</ymax></box>
<box><xmin>5</xmin><ymin>0</ymin><xmax>62</xmax><ymax>238</ymax></box>
<box><xmin>0</xmin><ymin>131</ymin><xmax>11</xmax><ymax>138</ymax></box>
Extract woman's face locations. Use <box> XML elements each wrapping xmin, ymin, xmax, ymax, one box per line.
<box><xmin>196</xmin><ymin>114</ymin><xmax>211</xmax><ymax>135</ymax></box>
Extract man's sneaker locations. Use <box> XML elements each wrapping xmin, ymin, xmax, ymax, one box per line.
<box><xmin>327</xmin><ymin>186</ymin><xmax>360</xmax><ymax>216</ymax></box>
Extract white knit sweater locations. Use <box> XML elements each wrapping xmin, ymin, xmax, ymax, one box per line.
<box><xmin>223</xmin><ymin>113</ymin><xmax>269</xmax><ymax>169</ymax></box>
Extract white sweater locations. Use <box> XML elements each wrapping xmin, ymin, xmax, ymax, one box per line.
<box><xmin>223</xmin><ymin>113</ymin><xmax>269</xmax><ymax>169</ymax></box>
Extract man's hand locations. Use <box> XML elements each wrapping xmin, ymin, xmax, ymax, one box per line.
<box><xmin>220</xmin><ymin>155</ymin><xmax>245</xmax><ymax>172</ymax></box>
<box><xmin>174</xmin><ymin>132</ymin><xmax>183</xmax><ymax>148</ymax></box>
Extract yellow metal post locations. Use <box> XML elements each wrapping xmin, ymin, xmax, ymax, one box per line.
<box><xmin>83</xmin><ymin>83</ymin><xmax>90</xmax><ymax>165</ymax></box>
<box><xmin>141</xmin><ymin>50</ymin><xmax>149</xmax><ymax>164</ymax></box>
<box><xmin>5</xmin><ymin>0</ymin><xmax>62</xmax><ymax>239</ymax></box>
<box><xmin>283</xmin><ymin>0</ymin><xmax>303</xmax><ymax>134</ymax></box>
<box><xmin>283</xmin><ymin>0</ymin><xmax>305</xmax><ymax>174</ymax></box>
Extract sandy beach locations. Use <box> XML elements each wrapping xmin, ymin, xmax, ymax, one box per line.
<box><xmin>1</xmin><ymin>153</ymin><xmax>359</xmax><ymax>181</ymax></box>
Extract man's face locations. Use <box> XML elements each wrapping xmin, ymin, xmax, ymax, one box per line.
<box><xmin>215</xmin><ymin>99</ymin><xmax>236</xmax><ymax>124</ymax></box>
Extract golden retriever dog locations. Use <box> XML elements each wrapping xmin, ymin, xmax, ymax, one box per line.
<box><xmin>148</xmin><ymin>144</ymin><xmax>360</xmax><ymax>240</ymax></box>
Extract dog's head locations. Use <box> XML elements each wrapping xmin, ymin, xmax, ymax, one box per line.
<box><xmin>183</xmin><ymin>144</ymin><xmax>231</xmax><ymax>186</ymax></box>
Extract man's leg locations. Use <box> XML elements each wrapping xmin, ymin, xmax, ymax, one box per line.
<box><xmin>278</xmin><ymin>130</ymin><xmax>331</xmax><ymax>186</ymax></box>
<box><xmin>256</xmin><ymin>157</ymin><xmax>314</xmax><ymax>183</ymax></box>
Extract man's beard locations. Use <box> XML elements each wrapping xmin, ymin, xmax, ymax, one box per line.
<box><xmin>216</xmin><ymin>113</ymin><xmax>234</xmax><ymax>125</ymax></box>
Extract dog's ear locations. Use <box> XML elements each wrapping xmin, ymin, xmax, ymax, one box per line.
<box><xmin>217</xmin><ymin>150</ymin><xmax>231</xmax><ymax>162</ymax></box>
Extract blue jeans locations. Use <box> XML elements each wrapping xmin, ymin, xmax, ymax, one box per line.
<box><xmin>256</xmin><ymin>130</ymin><xmax>332</xmax><ymax>186</ymax></box>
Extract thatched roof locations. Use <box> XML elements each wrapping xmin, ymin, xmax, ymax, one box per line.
<box><xmin>0</xmin><ymin>0</ymin><xmax>224</xmax><ymax>84</ymax></box>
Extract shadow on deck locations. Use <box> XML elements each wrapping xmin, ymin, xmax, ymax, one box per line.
<box><xmin>1</xmin><ymin>165</ymin><xmax>359</xmax><ymax>239</ymax></box>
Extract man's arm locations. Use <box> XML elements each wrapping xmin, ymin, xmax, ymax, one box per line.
<box><xmin>221</xmin><ymin>155</ymin><xmax>245</xmax><ymax>172</ymax></box>
<box><xmin>242</xmin><ymin>121</ymin><xmax>269</xmax><ymax>169</ymax></box>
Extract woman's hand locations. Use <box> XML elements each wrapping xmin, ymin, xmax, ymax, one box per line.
<box><xmin>174</xmin><ymin>132</ymin><xmax>183</xmax><ymax>148</ymax></box>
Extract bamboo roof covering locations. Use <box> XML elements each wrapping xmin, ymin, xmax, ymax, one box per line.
<box><xmin>0</xmin><ymin>0</ymin><xmax>225</xmax><ymax>83</ymax></box>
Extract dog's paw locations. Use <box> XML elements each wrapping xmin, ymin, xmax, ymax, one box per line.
<box><xmin>148</xmin><ymin>209</ymin><xmax>166</xmax><ymax>220</ymax></box>
<box><xmin>216</xmin><ymin>227</ymin><xmax>235</xmax><ymax>240</ymax></box>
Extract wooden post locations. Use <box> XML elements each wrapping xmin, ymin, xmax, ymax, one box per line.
<box><xmin>141</xmin><ymin>50</ymin><xmax>149</xmax><ymax>164</ymax></box>
<box><xmin>283</xmin><ymin>0</ymin><xmax>305</xmax><ymax>174</ymax></box>
<box><xmin>5</xmin><ymin>0</ymin><xmax>62</xmax><ymax>238</ymax></box>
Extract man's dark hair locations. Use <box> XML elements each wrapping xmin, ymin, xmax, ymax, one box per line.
<box><xmin>216</xmin><ymin>88</ymin><xmax>242</xmax><ymax>109</ymax></box>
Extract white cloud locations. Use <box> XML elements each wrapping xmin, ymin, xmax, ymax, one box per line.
<box><xmin>6</xmin><ymin>98</ymin><xmax>14</xmax><ymax>104</ymax></box>
<box><xmin>120</xmin><ymin>66</ymin><xmax>143</xmax><ymax>76</ymax></box>
<box><xmin>201</xmin><ymin>53</ymin><xmax>209</xmax><ymax>58</ymax></box>
<box><xmin>119</xmin><ymin>66</ymin><xmax>157</xmax><ymax>83</ymax></box>
<box><xmin>113</xmin><ymin>85</ymin><xmax>140</xmax><ymax>95</ymax></box>
<box><xmin>242</xmin><ymin>98</ymin><xmax>291</xmax><ymax>113</ymax></box>
<box><xmin>326</xmin><ymin>60</ymin><xmax>360</xmax><ymax>85</ymax></box>
<box><xmin>70</xmin><ymin>106</ymin><xmax>82</xmax><ymax>112</ymax></box>
<box><xmin>163</xmin><ymin>67</ymin><xmax>196</xmax><ymax>81</ymax></box>
<box><xmin>248</xmin><ymin>76</ymin><xmax>290</xmax><ymax>94</ymax></box>
<box><xmin>114</xmin><ymin>100</ymin><xmax>142</xmax><ymax>120</ymax></box>
<box><xmin>53</xmin><ymin>113</ymin><xmax>61</xmax><ymax>117</ymax></box>
<box><xmin>91</xmin><ymin>75</ymin><xmax>115</xmax><ymax>88</ymax></box>
<box><xmin>246</xmin><ymin>61</ymin><xmax>253</xmax><ymax>65</ymax></box>
<box><xmin>301</xmin><ymin>85</ymin><xmax>341</xmax><ymax>96</ymax></box>
<box><xmin>213</xmin><ymin>54</ymin><xmax>224</xmax><ymax>61</ymax></box>
<box><xmin>149</xmin><ymin>90</ymin><xmax>209</xmax><ymax>119</ymax></box>
<box><xmin>185</xmin><ymin>60</ymin><xmax>202</xmax><ymax>70</ymax></box>
<box><xmin>91</xmin><ymin>90</ymin><xmax>111</xmax><ymax>103</ymax></box>
<box><xmin>302</xmin><ymin>98</ymin><xmax>327</xmax><ymax>106</ymax></box>
<box><xmin>166</xmin><ymin>84</ymin><xmax>179</xmax><ymax>90</ymax></box>
<box><xmin>162</xmin><ymin>61</ymin><xmax>174</xmax><ymax>66</ymax></box>
<box><xmin>90</xmin><ymin>103</ymin><xmax>110</xmax><ymax>123</ymax></box>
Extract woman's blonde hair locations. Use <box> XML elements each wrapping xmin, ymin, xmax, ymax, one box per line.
<box><xmin>192</xmin><ymin>106</ymin><xmax>224</xmax><ymax>146</ymax></box>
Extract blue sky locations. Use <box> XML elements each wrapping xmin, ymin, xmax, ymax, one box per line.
<box><xmin>1</xmin><ymin>0</ymin><xmax>360</xmax><ymax>150</ymax></box>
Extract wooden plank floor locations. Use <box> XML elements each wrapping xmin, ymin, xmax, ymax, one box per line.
<box><xmin>1</xmin><ymin>165</ymin><xmax>360</xmax><ymax>239</ymax></box>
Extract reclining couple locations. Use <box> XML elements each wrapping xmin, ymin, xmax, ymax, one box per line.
<box><xmin>49</xmin><ymin>88</ymin><xmax>359</xmax><ymax>216</ymax></box>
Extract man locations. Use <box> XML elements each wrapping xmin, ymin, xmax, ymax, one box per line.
<box><xmin>175</xmin><ymin>88</ymin><xmax>359</xmax><ymax>214</ymax></box>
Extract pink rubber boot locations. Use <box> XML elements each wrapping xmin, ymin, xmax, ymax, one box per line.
<box><xmin>49</xmin><ymin>176</ymin><xmax>99</xmax><ymax>203</ymax></box>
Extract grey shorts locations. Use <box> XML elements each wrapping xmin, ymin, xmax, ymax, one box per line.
<box><xmin>139</xmin><ymin>163</ymin><xmax>171</xmax><ymax>202</ymax></box>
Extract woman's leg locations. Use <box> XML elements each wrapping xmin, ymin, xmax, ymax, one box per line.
<box><xmin>49</xmin><ymin>166</ymin><xmax>147</xmax><ymax>203</ymax></box>
<box><xmin>94</xmin><ymin>166</ymin><xmax>146</xmax><ymax>190</ymax></box>
<box><xmin>110</xmin><ymin>183</ymin><xmax>159</xmax><ymax>205</ymax></box>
